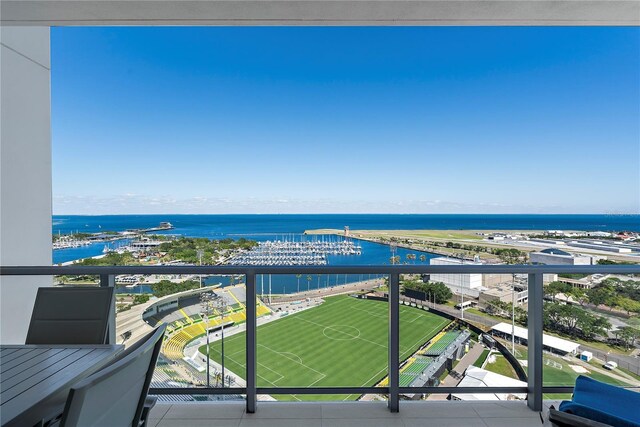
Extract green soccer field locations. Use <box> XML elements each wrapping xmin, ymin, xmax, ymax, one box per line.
<box><xmin>199</xmin><ymin>295</ymin><xmax>450</xmax><ymax>401</ymax></box>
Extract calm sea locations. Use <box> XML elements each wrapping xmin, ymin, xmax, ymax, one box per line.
<box><xmin>53</xmin><ymin>213</ymin><xmax>640</xmax><ymax>236</ymax></box>
<box><xmin>52</xmin><ymin>214</ymin><xmax>639</xmax><ymax>294</ymax></box>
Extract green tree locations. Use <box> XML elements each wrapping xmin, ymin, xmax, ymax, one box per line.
<box><xmin>617</xmin><ymin>297</ymin><xmax>640</xmax><ymax>316</ymax></box>
<box><xmin>618</xmin><ymin>326</ymin><xmax>640</xmax><ymax>349</ymax></box>
<box><xmin>401</xmin><ymin>279</ymin><xmax>452</xmax><ymax>304</ymax></box>
<box><xmin>587</xmin><ymin>285</ymin><xmax>616</xmax><ymax>308</ymax></box>
<box><xmin>544</xmin><ymin>281</ymin><xmax>573</xmax><ymax>301</ymax></box>
<box><xmin>132</xmin><ymin>294</ymin><xmax>150</xmax><ymax>305</ymax></box>
<box><xmin>579</xmin><ymin>314</ymin><xmax>611</xmax><ymax>340</ymax></box>
<box><xmin>568</xmin><ymin>287</ymin><xmax>588</xmax><ymax>306</ymax></box>
<box><xmin>494</xmin><ymin>248</ymin><xmax>528</xmax><ymax>264</ymax></box>
<box><xmin>150</xmin><ymin>280</ymin><xmax>199</xmax><ymax>298</ymax></box>
<box><xmin>485</xmin><ymin>299</ymin><xmax>510</xmax><ymax>317</ymax></box>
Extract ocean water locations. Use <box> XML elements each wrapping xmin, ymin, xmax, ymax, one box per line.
<box><xmin>53</xmin><ymin>213</ymin><xmax>640</xmax><ymax>236</ymax></box>
<box><xmin>52</xmin><ymin>214</ymin><xmax>639</xmax><ymax>294</ymax></box>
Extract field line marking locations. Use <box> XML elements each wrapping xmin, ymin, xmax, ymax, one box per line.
<box><xmin>257</xmin><ymin>361</ymin><xmax>286</xmax><ymax>382</ymax></box>
<box><xmin>295</xmin><ymin>316</ymin><xmax>388</xmax><ymax>350</ymax></box>
<box><xmin>257</xmin><ymin>343</ymin><xmax>327</xmax><ymax>378</ymax></box>
<box><xmin>347</xmin><ymin>304</ymin><xmax>387</xmax><ymax>319</ymax></box>
<box><xmin>205</xmin><ymin>347</ymin><xmax>285</xmax><ymax>386</ymax></box>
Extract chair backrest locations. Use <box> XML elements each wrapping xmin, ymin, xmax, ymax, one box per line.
<box><xmin>26</xmin><ymin>287</ymin><xmax>115</xmax><ymax>345</ymax></box>
<box><xmin>572</xmin><ymin>375</ymin><xmax>640</xmax><ymax>423</ymax></box>
<box><xmin>60</xmin><ymin>324</ymin><xmax>166</xmax><ymax>427</ymax></box>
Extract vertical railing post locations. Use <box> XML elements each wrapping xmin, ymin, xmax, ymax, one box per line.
<box><xmin>99</xmin><ymin>274</ymin><xmax>116</xmax><ymax>345</ymax></box>
<box><xmin>527</xmin><ymin>273</ymin><xmax>543</xmax><ymax>411</ymax></box>
<box><xmin>245</xmin><ymin>272</ymin><xmax>257</xmax><ymax>413</ymax></box>
<box><xmin>388</xmin><ymin>272</ymin><xmax>400</xmax><ymax>412</ymax></box>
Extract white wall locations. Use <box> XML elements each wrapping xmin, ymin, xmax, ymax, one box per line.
<box><xmin>0</xmin><ymin>26</ymin><xmax>52</xmax><ymax>344</ymax></box>
<box><xmin>430</xmin><ymin>257</ymin><xmax>483</xmax><ymax>296</ymax></box>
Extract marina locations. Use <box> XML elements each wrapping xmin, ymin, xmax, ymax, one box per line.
<box><xmin>227</xmin><ymin>238</ymin><xmax>363</xmax><ymax>266</ymax></box>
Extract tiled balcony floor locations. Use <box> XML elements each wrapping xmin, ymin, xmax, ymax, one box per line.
<box><xmin>148</xmin><ymin>400</ymin><xmax>560</xmax><ymax>427</ymax></box>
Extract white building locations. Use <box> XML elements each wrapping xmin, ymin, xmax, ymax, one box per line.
<box><xmin>529</xmin><ymin>248</ymin><xmax>598</xmax><ymax>265</ymax></box>
<box><xmin>451</xmin><ymin>367</ymin><xmax>527</xmax><ymax>401</ymax></box>
<box><xmin>429</xmin><ymin>257</ymin><xmax>485</xmax><ymax>298</ymax></box>
<box><xmin>491</xmin><ymin>322</ymin><xmax>580</xmax><ymax>356</ymax></box>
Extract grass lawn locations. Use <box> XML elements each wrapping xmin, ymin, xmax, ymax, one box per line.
<box><xmin>484</xmin><ymin>354</ymin><xmax>518</xmax><ymax>379</ymax></box>
<box><xmin>199</xmin><ymin>295</ymin><xmax>450</xmax><ymax>401</ymax></box>
<box><xmin>473</xmin><ymin>349</ymin><xmax>491</xmax><ymax>368</ymax></box>
<box><xmin>509</xmin><ymin>344</ymin><xmax>632</xmax><ymax>388</ymax></box>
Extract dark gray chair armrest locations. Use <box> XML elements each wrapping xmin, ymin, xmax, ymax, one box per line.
<box><xmin>549</xmin><ymin>408</ymin><xmax>613</xmax><ymax>427</ymax></box>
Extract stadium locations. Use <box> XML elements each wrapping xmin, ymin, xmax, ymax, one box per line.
<box><xmin>115</xmin><ymin>281</ymin><xmax>470</xmax><ymax>402</ymax></box>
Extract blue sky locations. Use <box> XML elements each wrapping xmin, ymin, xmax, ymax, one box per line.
<box><xmin>52</xmin><ymin>27</ymin><xmax>640</xmax><ymax>214</ymax></box>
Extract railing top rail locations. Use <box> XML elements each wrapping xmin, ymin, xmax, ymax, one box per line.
<box><xmin>1</xmin><ymin>264</ymin><xmax>639</xmax><ymax>276</ymax></box>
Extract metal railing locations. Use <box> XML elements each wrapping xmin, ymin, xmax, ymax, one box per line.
<box><xmin>2</xmin><ymin>264</ymin><xmax>639</xmax><ymax>413</ymax></box>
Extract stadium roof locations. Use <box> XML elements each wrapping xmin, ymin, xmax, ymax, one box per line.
<box><xmin>452</xmin><ymin>367</ymin><xmax>527</xmax><ymax>401</ymax></box>
<box><xmin>491</xmin><ymin>322</ymin><xmax>580</xmax><ymax>354</ymax></box>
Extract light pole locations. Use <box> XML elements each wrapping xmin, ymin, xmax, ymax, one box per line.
<box><xmin>197</xmin><ymin>249</ymin><xmax>204</xmax><ymax>288</ymax></box>
<box><xmin>200</xmin><ymin>291</ymin><xmax>214</xmax><ymax>388</ymax></box>
<box><xmin>512</xmin><ymin>273</ymin><xmax>516</xmax><ymax>354</ymax></box>
<box><xmin>460</xmin><ymin>281</ymin><xmax>465</xmax><ymax>320</ymax></box>
<box><xmin>213</xmin><ymin>295</ymin><xmax>228</xmax><ymax>388</ymax></box>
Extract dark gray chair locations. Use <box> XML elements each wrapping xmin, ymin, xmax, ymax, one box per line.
<box><xmin>58</xmin><ymin>325</ymin><xmax>166</xmax><ymax>427</ymax></box>
<box><xmin>26</xmin><ymin>287</ymin><xmax>115</xmax><ymax>345</ymax></box>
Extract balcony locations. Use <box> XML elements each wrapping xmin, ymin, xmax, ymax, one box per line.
<box><xmin>2</xmin><ymin>263</ymin><xmax>639</xmax><ymax>427</ymax></box>
<box><xmin>147</xmin><ymin>400</ymin><xmax>555</xmax><ymax>427</ymax></box>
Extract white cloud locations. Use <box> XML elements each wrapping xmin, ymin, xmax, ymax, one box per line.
<box><xmin>52</xmin><ymin>194</ymin><xmax>637</xmax><ymax>215</ymax></box>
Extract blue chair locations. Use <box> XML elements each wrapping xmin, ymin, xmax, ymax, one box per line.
<box><xmin>554</xmin><ymin>375</ymin><xmax>640</xmax><ymax>427</ymax></box>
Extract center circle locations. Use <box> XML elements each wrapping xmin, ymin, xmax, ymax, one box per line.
<box><xmin>322</xmin><ymin>325</ymin><xmax>361</xmax><ymax>341</ymax></box>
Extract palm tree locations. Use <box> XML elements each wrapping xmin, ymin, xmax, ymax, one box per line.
<box><xmin>296</xmin><ymin>274</ymin><xmax>302</xmax><ymax>293</ymax></box>
<box><xmin>306</xmin><ymin>275</ymin><xmax>312</xmax><ymax>292</ymax></box>
<box><xmin>419</xmin><ymin>254</ymin><xmax>427</xmax><ymax>263</ymax></box>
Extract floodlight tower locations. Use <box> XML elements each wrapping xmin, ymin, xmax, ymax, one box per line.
<box><xmin>213</xmin><ymin>294</ymin><xmax>228</xmax><ymax>388</ymax></box>
<box><xmin>199</xmin><ymin>291</ymin><xmax>215</xmax><ymax>388</ymax></box>
<box><xmin>197</xmin><ymin>249</ymin><xmax>204</xmax><ymax>288</ymax></box>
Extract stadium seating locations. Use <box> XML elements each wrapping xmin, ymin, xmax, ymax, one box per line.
<box><xmin>423</xmin><ymin>331</ymin><xmax>461</xmax><ymax>356</ymax></box>
<box><xmin>161</xmin><ymin>299</ymin><xmax>271</xmax><ymax>360</ymax></box>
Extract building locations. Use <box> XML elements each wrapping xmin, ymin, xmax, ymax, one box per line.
<box><xmin>428</xmin><ymin>257</ymin><xmax>485</xmax><ymax>298</ymax></box>
<box><xmin>451</xmin><ymin>367</ymin><xmax>527</xmax><ymax>401</ymax></box>
<box><xmin>479</xmin><ymin>285</ymin><xmax>528</xmax><ymax>308</ymax></box>
<box><xmin>530</xmin><ymin>248</ymin><xmax>598</xmax><ymax>265</ymax></box>
<box><xmin>491</xmin><ymin>322</ymin><xmax>580</xmax><ymax>356</ymax></box>
<box><xmin>565</xmin><ymin>241</ymin><xmax>634</xmax><ymax>254</ymax></box>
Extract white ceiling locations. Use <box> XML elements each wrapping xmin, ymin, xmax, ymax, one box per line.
<box><xmin>1</xmin><ymin>0</ymin><xmax>639</xmax><ymax>26</ymax></box>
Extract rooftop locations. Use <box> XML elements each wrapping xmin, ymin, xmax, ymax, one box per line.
<box><xmin>452</xmin><ymin>367</ymin><xmax>528</xmax><ymax>401</ymax></box>
<box><xmin>491</xmin><ymin>322</ymin><xmax>580</xmax><ymax>354</ymax></box>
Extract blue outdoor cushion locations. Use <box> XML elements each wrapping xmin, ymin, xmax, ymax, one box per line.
<box><xmin>558</xmin><ymin>375</ymin><xmax>640</xmax><ymax>427</ymax></box>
